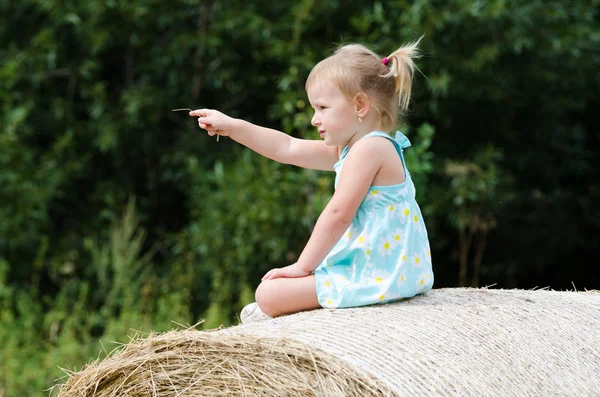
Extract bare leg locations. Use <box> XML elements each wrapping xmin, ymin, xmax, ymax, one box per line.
<box><xmin>255</xmin><ymin>275</ymin><xmax>321</xmax><ymax>317</ymax></box>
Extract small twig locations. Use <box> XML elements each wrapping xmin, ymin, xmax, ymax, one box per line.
<box><xmin>172</xmin><ymin>108</ymin><xmax>219</xmax><ymax>141</ymax></box>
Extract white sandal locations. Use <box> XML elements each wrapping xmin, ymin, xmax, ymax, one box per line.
<box><xmin>240</xmin><ymin>302</ymin><xmax>272</xmax><ymax>324</ymax></box>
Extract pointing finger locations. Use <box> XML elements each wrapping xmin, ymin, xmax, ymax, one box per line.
<box><xmin>189</xmin><ymin>109</ymin><xmax>208</xmax><ymax>117</ymax></box>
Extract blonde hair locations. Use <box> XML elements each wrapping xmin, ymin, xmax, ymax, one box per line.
<box><xmin>306</xmin><ymin>38</ymin><xmax>422</xmax><ymax>132</ymax></box>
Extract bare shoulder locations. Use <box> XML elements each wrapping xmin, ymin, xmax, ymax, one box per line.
<box><xmin>346</xmin><ymin>136</ymin><xmax>393</xmax><ymax>160</ymax></box>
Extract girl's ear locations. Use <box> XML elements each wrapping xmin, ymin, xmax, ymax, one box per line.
<box><xmin>353</xmin><ymin>92</ymin><xmax>370</xmax><ymax>117</ymax></box>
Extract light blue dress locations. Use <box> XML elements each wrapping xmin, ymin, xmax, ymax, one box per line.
<box><xmin>314</xmin><ymin>131</ymin><xmax>434</xmax><ymax>308</ymax></box>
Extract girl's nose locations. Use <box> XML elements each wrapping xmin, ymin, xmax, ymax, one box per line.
<box><xmin>311</xmin><ymin>114</ymin><xmax>320</xmax><ymax>127</ymax></box>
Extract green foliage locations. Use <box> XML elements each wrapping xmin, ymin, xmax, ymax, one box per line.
<box><xmin>0</xmin><ymin>200</ymin><xmax>192</xmax><ymax>396</ymax></box>
<box><xmin>403</xmin><ymin>123</ymin><xmax>436</xmax><ymax>196</ymax></box>
<box><xmin>84</xmin><ymin>197</ymin><xmax>153</xmax><ymax>313</ymax></box>
<box><xmin>0</xmin><ymin>0</ymin><xmax>598</xmax><ymax>395</ymax></box>
<box><xmin>441</xmin><ymin>146</ymin><xmax>514</xmax><ymax>286</ymax></box>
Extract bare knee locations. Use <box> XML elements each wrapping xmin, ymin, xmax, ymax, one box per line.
<box><xmin>255</xmin><ymin>280</ymin><xmax>281</xmax><ymax>317</ymax></box>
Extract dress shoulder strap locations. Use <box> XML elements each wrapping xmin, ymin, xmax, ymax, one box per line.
<box><xmin>338</xmin><ymin>145</ymin><xmax>350</xmax><ymax>161</ymax></box>
<box><xmin>362</xmin><ymin>130</ymin><xmax>412</xmax><ymax>179</ymax></box>
<box><xmin>361</xmin><ymin>130</ymin><xmax>411</xmax><ymax>150</ymax></box>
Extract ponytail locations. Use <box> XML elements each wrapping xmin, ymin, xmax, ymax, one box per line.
<box><xmin>381</xmin><ymin>36</ymin><xmax>423</xmax><ymax>111</ymax></box>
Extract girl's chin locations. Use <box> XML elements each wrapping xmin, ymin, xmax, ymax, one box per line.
<box><xmin>321</xmin><ymin>135</ymin><xmax>334</xmax><ymax>145</ymax></box>
<box><xmin>324</xmin><ymin>137</ymin><xmax>344</xmax><ymax>147</ymax></box>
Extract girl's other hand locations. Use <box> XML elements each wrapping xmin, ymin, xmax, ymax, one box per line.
<box><xmin>189</xmin><ymin>109</ymin><xmax>235</xmax><ymax>138</ymax></box>
<box><xmin>262</xmin><ymin>263</ymin><xmax>312</xmax><ymax>281</ymax></box>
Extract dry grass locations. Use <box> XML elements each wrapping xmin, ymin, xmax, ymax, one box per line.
<box><xmin>56</xmin><ymin>329</ymin><xmax>396</xmax><ymax>397</ymax></box>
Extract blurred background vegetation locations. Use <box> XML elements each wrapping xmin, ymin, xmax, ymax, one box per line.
<box><xmin>1</xmin><ymin>0</ymin><xmax>598</xmax><ymax>395</ymax></box>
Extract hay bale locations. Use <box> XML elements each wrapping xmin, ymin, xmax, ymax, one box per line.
<box><xmin>57</xmin><ymin>288</ymin><xmax>600</xmax><ymax>396</ymax></box>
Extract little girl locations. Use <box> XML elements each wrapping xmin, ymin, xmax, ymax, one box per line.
<box><xmin>190</xmin><ymin>39</ymin><xmax>434</xmax><ymax>323</ymax></box>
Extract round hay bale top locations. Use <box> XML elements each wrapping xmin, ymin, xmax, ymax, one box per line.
<box><xmin>57</xmin><ymin>288</ymin><xmax>600</xmax><ymax>396</ymax></box>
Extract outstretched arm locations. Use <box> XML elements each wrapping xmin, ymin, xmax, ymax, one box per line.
<box><xmin>190</xmin><ymin>109</ymin><xmax>338</xmax><ymax>171</ymax></box>
<box><xmin>263</xmin><ymin>138</ymin><xmax>385</xmax><ymax>280</ymax></box>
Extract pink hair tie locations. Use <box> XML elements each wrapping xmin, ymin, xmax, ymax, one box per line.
<box><xmin>381</xmin><ymin>57</ymin><xmax>389</xmax><ymax>66</ymax></box>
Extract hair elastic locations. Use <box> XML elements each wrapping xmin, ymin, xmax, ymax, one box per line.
<box><xmin>381</xmin><ymin>57</ymin><xmax>390</xmax><ymax>66</ymax></box>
